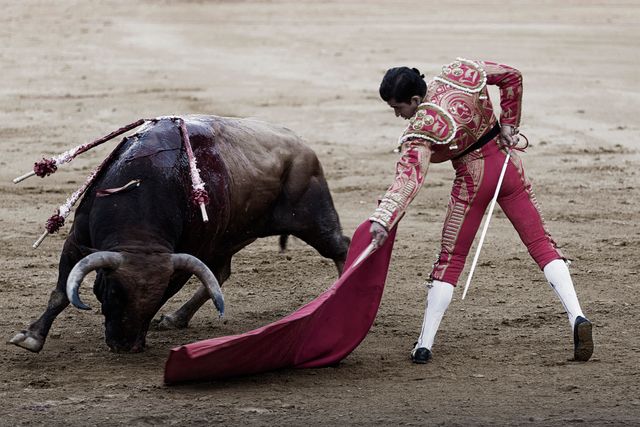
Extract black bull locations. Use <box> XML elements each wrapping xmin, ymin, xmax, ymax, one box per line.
<box><xmin>10</xmin><ymin>116</ymin><xmax>350</xmax><ymax>353</ymax></box>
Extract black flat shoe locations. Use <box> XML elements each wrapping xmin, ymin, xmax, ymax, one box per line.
<box><xmin>573</xmin><ymin>316</ymin><xmax>593</xmax><ymax>362</ymax></box>
<box><xmin>411</xmin><ymin>347</ymin><xmax>432</xmax><ymax>364</ymax></box>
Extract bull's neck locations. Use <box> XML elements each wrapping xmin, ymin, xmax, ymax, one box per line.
<box><xmin>95</xmin><ymin>232</ymin><xmax>175</xmax><ymax>255</ymax></box>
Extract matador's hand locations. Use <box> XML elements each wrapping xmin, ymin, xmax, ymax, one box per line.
<box><xmin>499</xmin><ymin>124</ymin><xmax>520</xmax><ymax>148</ymax></box>
<box><xmin>369</xmin><ymin>221</ymin><xmax>389</xmax><ymax>249</ymax></box>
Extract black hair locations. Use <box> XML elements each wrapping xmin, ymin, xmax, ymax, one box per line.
<box><xmin>379</xmin><ymin>67</ymin><xmax>427</xmax><ymax>103</ymax></box>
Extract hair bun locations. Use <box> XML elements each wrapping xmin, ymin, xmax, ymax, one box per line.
<box><xmin>411</xmin><ymin>68</ymin><xmax>425</xmax><ymax>79</ymax></box>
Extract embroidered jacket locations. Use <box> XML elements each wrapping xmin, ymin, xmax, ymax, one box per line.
<box><xmin>370</xmin><ymin>59</ymin><xmax>523</xmax><ymax>230</ymax></box>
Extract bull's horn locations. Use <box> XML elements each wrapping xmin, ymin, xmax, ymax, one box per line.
<box><xmin>171</xmin><ymin>254</ymin><xmax>225</xmax><ymax>317</ymax></box>
<box><xmin>66</xmin><ymin>252</ymin><xmax>124</xmax><ymax>310</ymax></box>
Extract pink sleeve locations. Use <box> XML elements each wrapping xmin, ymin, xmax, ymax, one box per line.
<box><xmin>369</xmin><ymin>139</ymin><xmax>432</xmax><ymax>230</ymax></box>
<box><xmin>480</xmin><ymin>61</ymin><xmax>523</xmax><ymax>127</ymax></box>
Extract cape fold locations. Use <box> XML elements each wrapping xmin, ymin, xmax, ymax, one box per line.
<box><xmin>164</xmin><ymin>220</ymin><xmax>397</xmax><ymax>384</ymax></box>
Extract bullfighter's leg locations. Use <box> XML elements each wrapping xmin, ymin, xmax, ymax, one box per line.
<box><xmin>497</xmin><ymin>151</ymin><xmax>592</xmax><ymax>361</ymax></box>
<box><xmin>157</xmin><ymin>257</ymin><xmax>231</xmax><ymax>329</ymax></box>
<box><xmin>8</xmin><ymin>240</ymin><xmax>82</xmax><ymax>352</ymax></box>
<box><xmin>417</xmin><ymin>157</ymin><xmax>493</xmax><ymax>358</ymax></box>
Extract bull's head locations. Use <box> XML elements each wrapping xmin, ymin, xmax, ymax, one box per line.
<box><xmin>65</xmin><ymin>251</ymin><xmax>224</xmax><ymax>352</ymax></box>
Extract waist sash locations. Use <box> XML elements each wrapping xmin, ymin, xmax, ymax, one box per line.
<box><xmin>452</xmin><ymin>122</ymin><xmax>501</xmax><ymax>161</ymax></box>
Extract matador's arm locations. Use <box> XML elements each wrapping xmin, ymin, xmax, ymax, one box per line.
<box><xmin>480</xmin><ymin>61</ymin><xmax>523</xmax><ymax>127</ymax></box>
<box><xmin>369</xmin><ymin>139</ymin><xmax>433</xmax><ymax>231</ymax></box>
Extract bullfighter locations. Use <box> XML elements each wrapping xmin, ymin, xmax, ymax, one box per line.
<box><xmin>368</xmin><ymin>58</ymin><xmax>593</xmax><ymax>364</ymax></box>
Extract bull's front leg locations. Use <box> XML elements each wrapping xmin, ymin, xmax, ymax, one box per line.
<box><xmin>157</xmin><ymin>257</ymin><xmax>231</xmax><ymax>330</ymax></box>
<box><xmin>8</xmin><ymin>242</ymin><xmax>81</xmax><ymax>352</ymax></box>
<box><xmin>157</xmin><ymin>286</ymin><xmax>209</xmax><ymax>329</ymax></box>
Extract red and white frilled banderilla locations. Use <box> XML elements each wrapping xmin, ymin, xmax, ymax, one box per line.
<box><xmin>15</xmin><ymin>117</ymin><xmax>210</xmax><ymax>249</ymax></box>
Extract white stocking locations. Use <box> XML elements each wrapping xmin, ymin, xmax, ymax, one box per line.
<box><xmin>416</xmin><ymin>280</ymin><xmax>454</xmax><ymax>350</ymax></box>
<box><xmin>543</xmin><ymin>259</ymin><xmax>585</xmax><ymax>329</ymax></box>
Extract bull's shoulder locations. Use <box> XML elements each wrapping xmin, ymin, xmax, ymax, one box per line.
<box><xmin>117</xmin><ymin>119</ymin><xmax>183</xmax><ymax>168</ymax></box>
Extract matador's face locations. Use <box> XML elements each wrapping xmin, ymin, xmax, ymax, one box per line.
<box><xmin>387</xmin><ymin>95</ymin><xmax>422</xmax><ymax>120</ymax></box>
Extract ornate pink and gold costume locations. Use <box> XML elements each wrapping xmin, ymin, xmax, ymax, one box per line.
<box><xmin>370</xmin><ymin>58</ymin><xmax>562</xmax><ymax>285</ymax></box>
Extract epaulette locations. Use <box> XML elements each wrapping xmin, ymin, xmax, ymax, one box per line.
<box><xmin>433</xmin><ymin>57</ymin><xmax>487</xmax><ymax>93</ymax></box>
<box><xmin>398</xmin><ymin>103</ymin><xmax>456</xmax><ymax>146</ymax></box>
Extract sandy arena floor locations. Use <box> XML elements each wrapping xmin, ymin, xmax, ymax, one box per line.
<box><xmin>1</xmin><ymin>1</ymin><xmax>639</xmax><ymax>425</ymax></box>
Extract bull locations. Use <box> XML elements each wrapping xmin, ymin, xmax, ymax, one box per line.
<box><xmin>10</xmin><ymin>115</ymin><xmax>350</xmax><ymax>353</ymax></box>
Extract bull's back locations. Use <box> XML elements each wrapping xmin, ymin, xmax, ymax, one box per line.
<box><xmin>207</xmin><ymin>116</ymin><xmax>314</xmax><ymax>180</ymax></box>
<box><xmin>79</xmin><ymin>115</ymin><xmax>321</xmax><ymax>250</ymax></box>
<box><xmin>202</xmin><ymin>116</ymin><xmax>321</xmax><ymax>231</ymax></box>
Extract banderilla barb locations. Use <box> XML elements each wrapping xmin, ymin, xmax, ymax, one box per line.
<box><xmin>22</xmin><ymin>117</ymin><xmax>210</xmax><ymax>248</ymax></box>
<box><xmin>13</xmin><ymin>119</ymin><xmax>147</xmax><ymax>184</ymax></box>
<box><xmin>175</xmin><ymin>117</ymin><xmax>210</xmax><ymax>223</ymax></box>
<box><xmin>31</xmin><ymin>132</ymin><xmax>135</xmax><ymax>249</ymax></box>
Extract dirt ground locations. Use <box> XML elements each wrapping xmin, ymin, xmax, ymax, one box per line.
<box><xmin>1</xmin><ymin>0</ymin><xmax>639</xmax><ymax>425</ymax></box>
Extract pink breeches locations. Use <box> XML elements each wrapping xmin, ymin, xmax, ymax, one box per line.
<box><xmin>430</xmin><ymin>140</ymin><xmax>563</xmax><ymax>286</ymax></box>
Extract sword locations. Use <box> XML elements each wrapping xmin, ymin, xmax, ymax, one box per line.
<box><xmin>461</xmin><ymin>149</ymin><xmax>512</xmax><ymax>300</ymax></box>
<box><xmin>350</xmin><ymin>242</ymin><xmax>377</xmax><ymax>270</ymax></box>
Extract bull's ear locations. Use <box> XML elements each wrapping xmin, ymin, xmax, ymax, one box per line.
<box><xmin>67</xmin><ymin>252</ymin><xmax>124</xmax><ymax>310</ymax></box>
<box><xmin>73</xmin><ymin>243</ymin><xmax>98</xmax><ymax>258</ymax></box>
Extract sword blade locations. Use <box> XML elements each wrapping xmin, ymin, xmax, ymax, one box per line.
<box><xmin>350</xmin><ymin>243</ymin><xmax>377</xmax><ymax>270</ymax></box>
<box><xmin>461</xmin><ymin>149</ymin><xmax>512</xmax><ymax>300</ymax></box>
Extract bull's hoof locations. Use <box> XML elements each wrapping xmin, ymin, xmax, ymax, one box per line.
<box><xmin>108</xmin><ymin>343</ymin><xmax>146</xmax><ymax>353</ymax></box>
<box><xmin>154</xmin><ymin>314</ymin><xmax>189</xmax><ymax>330</ymax></box>
<box><xmin>8</xmin><ymin>331</ymin><xmax>44</xmax><ymax>353</ymax></box>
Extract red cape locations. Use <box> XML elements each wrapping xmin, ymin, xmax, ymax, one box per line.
<box><xmin>164</xmin><ymin>221</ymin><xmax>397</xmax><ymax>384</ymax></box>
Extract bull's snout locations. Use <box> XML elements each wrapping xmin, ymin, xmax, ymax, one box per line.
<box><xmin>106</xmin><ymin>336</ymin><xmax>146</xmax><ymax>353</ymax></box>
<box><xmin>105</xmin><ymin>321</ymin><xmax>148</xmax><ymax>353</ymax></box>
